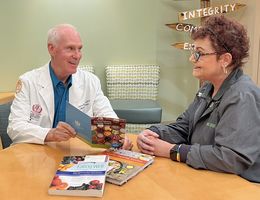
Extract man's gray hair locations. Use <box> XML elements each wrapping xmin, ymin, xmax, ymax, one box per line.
<box><xmin>47</xmin><ymin>24</ymin><xmax>78</xmax><ymax>45</ymax></box>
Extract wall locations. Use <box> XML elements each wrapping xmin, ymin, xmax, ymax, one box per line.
<box><xmin>0</xmin><ymin>0</ymin><xmax>199</xmax><ymax>122</ymax></box>
<box><xmin>3</xmin><ymin>0</ymin><xmax>258</xmax><ymax>123</ymax></box>
<box><xmin>213</xmin><ymin>0</ymin><xmax>260</xmax><ymax>85</ymax></box>
<box><xmin>158</xmin><ymin>0</ymin><xmax>260</xmax><ymax>120</ymax></box>
<box><xmin>1</xmin><ymin>0</ymin><xmax>258</xmax><ymax>123</ymax></box>
<box><xmin>0</xmin><ymin>0</ymin><xmax>158</xmax><ymax>92</ymax></box>
<box><xmin>155</xmin><ymin>0</ymin><xmax>199</xmax><ymax>120</ymax></box>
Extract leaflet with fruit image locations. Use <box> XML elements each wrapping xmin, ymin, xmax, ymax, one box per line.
<box><xmin>102</xmin><ymin>149</ymin><xmax>154</xmax><ymax>185</ymax></box>
<box><xmin>48</xmin><ymin>155</ymin><xmax>109</xmax><ymax>197</ymax></box>
<box><xmin>66</xmin><ymin>102</ymin><xmax>126</xmax><ymax>148</ymax></box>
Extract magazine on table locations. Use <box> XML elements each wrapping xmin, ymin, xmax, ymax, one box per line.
<box><xmin>48</xmin><ymin>155</ymin><xmax>109</xmax><ymax>197</ymax></box>
<box><xmin>102</xmin><ymin>149</ymin><xmax>154</xmax><ymax>185</ymax></box>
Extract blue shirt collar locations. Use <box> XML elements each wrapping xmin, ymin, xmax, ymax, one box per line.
<box><xmin>49</xmin><ymin>63</ymin><xmax>72</xmax><ymax>87</ymax></box>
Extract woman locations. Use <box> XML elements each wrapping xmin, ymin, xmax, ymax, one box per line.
<box><xmin>137</xmin><ymin>15</ymin><xmax>260</xmax><ymax>183</ymax></box>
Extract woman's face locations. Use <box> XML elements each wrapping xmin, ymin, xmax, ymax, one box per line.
<box><xmin>189</xmin><ymin>37</ymin><xmax>224</xmax><ymax>83</ymax></box>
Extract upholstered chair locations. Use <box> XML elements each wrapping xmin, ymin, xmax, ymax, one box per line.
<box><xmin>105</xmin><ymin>65</ymin><xmax>162</xmax><ymax>134</ymax></box>
<box><xmin>0</xmin><ymin>101</ymin><xmax>13</xmax><ymax>149</ymax></box>
<box><xmin>78</xmin><ymin>65</ymin><xmax>94</xmax><ymax>73</ymax></box>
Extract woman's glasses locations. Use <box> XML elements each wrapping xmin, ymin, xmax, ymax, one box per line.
<box><xmin>190</xmin><ymin>27</ymin><xmax>231</xmax><ymax>62</ymax></box>
<box><xmin>191</xmin><ymin>50</ymin><xmax>218</xmax><ymax>62</ymax></box>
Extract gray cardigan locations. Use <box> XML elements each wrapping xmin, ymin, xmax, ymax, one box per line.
<box><xmin>149</xmin><ymin>68</ymin><xmax>260</xmax><ymax>183</ymax></box>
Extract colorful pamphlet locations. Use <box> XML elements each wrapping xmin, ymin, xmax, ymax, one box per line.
<box><xmin>66</xmin><ymin>102</ymin><xmax>126</xmax><ymax>148</ymax></box>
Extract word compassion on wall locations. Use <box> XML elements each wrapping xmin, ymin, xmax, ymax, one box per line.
<box><xmin>178</xmin><ymin>3</ymin><xmax>246</xmax><ymax>21</ymax></box>
<box><xmin>166</xmin><ymin>23</ymin><xmax>198</xmax><ymax>33</ymax></box>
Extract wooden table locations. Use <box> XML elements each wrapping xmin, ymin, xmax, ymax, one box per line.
<box><xmin>0</xmin><ymin>92</ymin><xmax>15</xmax><ymax>104</ymax></box>
<box><xmin>0</xmin><ymin>135</ymin><xmax>259</xmax><ymax>200</ymax></box>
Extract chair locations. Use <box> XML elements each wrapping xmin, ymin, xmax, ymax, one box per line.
<box><xmin>0</xmin><ymin>101</ymin><xmax>13</xmax><ymax>149</ymax></box>
<box><xmin>105</xmin><ymin>65</ymin><xmax>162</xmax><ymax>134</ymax></box>
<box><xmin>79</xmin><ymin>65</ymin><xmax>94</xmax><ymax>73</ymax></box>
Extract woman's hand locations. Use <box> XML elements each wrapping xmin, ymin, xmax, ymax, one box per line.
<box><xmin>137</xmin><ymin>129</ymin><xmax>175</xmax><ymax>158</ymax></box>
<box><xmin>137</xmin><ymin>129</ymin><xmax>159</xmax><ymax>155</ymax></box>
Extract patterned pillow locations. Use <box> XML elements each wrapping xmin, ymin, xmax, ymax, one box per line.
<box><xmin>106</xmin><ymin>65</ymin><xmax>160</xmax><ymax>100</ymax></box>
<box><xmin>78</xmin><ymin>65</ymin><xmax>94</xmax><ymax>73</ymax></box>
<box><xmin>125</xmin><ymin>123</ymin><xmax>160</xmax><ymax>134</ymax></box>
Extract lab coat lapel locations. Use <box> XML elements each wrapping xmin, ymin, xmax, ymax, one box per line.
<box><xmin>38</xmin><ymin>65</ymin><xmax>55</xmax><ymax>124</ymax></box>
<box><xmin>69</xmin><ymin>72</ymin><xmax>84</xmax><ymax>106</ymax></box>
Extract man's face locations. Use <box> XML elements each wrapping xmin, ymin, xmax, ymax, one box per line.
<box><xmin>48</xmin><ymin>28</ymin><xmax>83</xmax><ymax>80</ymax></box>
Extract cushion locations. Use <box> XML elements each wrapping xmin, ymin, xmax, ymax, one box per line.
<box><xmin>106</xmin><ymin>65</ymin><xmax>160</xmax><ymax>100</ymax></box>
<box><xmin>0</xmin><ymin>102</ymin><xmax>12</xmax><ymax>148</ymax></box>
<box><xmin>125</xmin><ymin>123</ymin><xmax>160</xmax><ymax>134</ymax></box>
<box><xmin>78</xmin><ymin>65</ymin><xmax>94</xmax><ymax>73</ymax></box>
<box><xmin>110</xmin><ymin>99</ymin><xmax>162</xmax><ymax>124</ymax></box>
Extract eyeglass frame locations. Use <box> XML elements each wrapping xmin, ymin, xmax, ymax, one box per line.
<box><xmin>190</xmin><ymin>27</ymin><xmax>231</xmax><ymax>62</ymax></box>
<box><xmin>190</xmin><ymin>50</ymin><xmax>218</xmax><ymax>62</ymax></box>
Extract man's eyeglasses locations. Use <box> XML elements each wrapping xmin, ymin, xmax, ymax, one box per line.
<box><xmin>191</xmin><ymin>50</ymin><xmax>218</xmax><ymax>62</ymax></box>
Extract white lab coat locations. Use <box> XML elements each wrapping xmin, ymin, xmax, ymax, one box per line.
<box><xmin>7</xmin><ymin>63</ymin><xmax>117</xmax><ymax>144</ymax></box>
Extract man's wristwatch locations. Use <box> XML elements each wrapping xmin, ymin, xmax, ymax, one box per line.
<box><xmin>170</xmin><ymin>144</ymin><xmax>181</xmax><ymax>162</ymax></box>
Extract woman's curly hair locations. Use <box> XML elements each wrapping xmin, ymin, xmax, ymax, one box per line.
<box><xmin>191</xmin><ymin>15</ymin><xmax>249</xmax><ymax>68</ymax></box>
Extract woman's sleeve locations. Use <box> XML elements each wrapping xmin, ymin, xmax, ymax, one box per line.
<box><xmin>148</xmin><ymin>100</ymin><xmax>197</xmax><ymax>144</ymax></box>
<box><xmin>186</xmin><ymin>90</ymin><xmax>260</xmax><ymax>175</ymax></box>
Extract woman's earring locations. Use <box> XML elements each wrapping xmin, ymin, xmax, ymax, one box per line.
<box><xmin>224</xmin><ymin>68</ymin><xmax>228</xmax><ymax>74</ymax></box>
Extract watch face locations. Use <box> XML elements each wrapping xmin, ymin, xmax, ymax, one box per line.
<box><xmin>170</xmin><ymin>145</ymin><xmax>178</xmax><ymax>161</ymax></box>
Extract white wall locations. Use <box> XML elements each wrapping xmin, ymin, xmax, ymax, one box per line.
<box><xmin>1</xmin><ymin>0</ymin><xmax>258</xmax><ymax>122</ymax></box>
<box><xmin>0</xmin><ymin>0</ymin><xmax>199</xmax><ymax>122</ymax></box>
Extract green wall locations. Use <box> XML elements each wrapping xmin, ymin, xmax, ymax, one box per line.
<box><xmin>0</xmin><ymin>0</ymin><xmax>198</xmax><ymax>121</ymax></box>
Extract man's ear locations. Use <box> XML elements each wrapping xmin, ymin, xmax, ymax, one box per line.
<box><xmin>48</xmin><ymin>43</ymin><xmax>55</xmax><ymax>56</ymax></box>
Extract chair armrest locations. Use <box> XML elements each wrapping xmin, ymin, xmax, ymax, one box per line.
<box><xmin>0</xmin><ymin>136</ymin><xmax>3</xmax><ymax>150</ymax></box>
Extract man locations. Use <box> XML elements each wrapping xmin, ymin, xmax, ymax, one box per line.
<box><xmin>8</xmin><ymin>24</ymin><xmax>132</xmax><ymax>148</ymax></box>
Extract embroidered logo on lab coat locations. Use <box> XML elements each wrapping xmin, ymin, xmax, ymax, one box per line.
<box><xmin>30</xmin><ymin>104</ymin><xmax>42</xmax><ymax>121</ymax></box>
<box><xmin>32</xmin><ymin>104</ymin><xmax>42</xmax><ymax>113</ymax></box>
<box><xmin>15</xmin><ymin>80</ymin><xmax>22</xmax><ymax>94</ymax></box>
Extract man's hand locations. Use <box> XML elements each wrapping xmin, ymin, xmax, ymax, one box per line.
<box><xmin>121</xmin><ymin>135</ymin><xmax>133</xmax><ymax>150</ymax></box>
<box><xmin>45</xmin><ymin>121</ymin><xmax>76</xmax><ymax>142</ymax></box>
